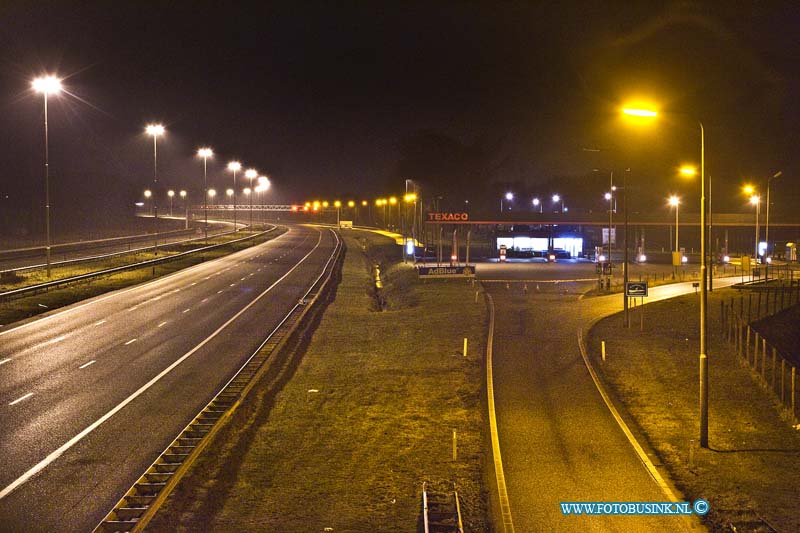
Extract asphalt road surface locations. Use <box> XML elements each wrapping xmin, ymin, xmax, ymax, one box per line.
<box><xmin>0</xmin><ymin>224</ymin><xmax>337</xmax><ymax>531</ymax></box>
<box><xmin>480</xmin><ymin>262</ymin><xmax>737</xmax><ymax>531</ymax></box>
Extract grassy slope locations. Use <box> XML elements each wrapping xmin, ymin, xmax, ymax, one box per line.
<box><xmin>148</xmin><ymin>231</ymin><xmax>489</xmax><ymax>532</ymax></box>
<box><xmin>588</xmin><ymin>289</ymin><xmax>800</xmax><ymax>532</ymax></box>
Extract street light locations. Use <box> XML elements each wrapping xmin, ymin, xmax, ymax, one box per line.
<box><xmin>750</xmin><ymin>194</ymin><xmax>761</xmax><ymax>260</ymax></box>
<box><xmin>532</xmin><ymin>197</ymin><xmax>542</xmax><ymax>213</ymax></box>
<box><xmin>501</xmin><ymin>191</ymin><xmax>513</xmax><ymax>213</ymax></box>
<box><xmin>552</xmin><ymin>193</ymin><xmax>564</xmax><ymax>213</ymax></box>
<box><xmin>765</xmin><ymin>171</ymin><xmax>782</xmax><ymax>260</ymax></box>
<box><xmin>245</xmin><ymin>168</ymin><xmax>257</xmax><ymax>228</ymax></box>
<box><xmin>145</xmin><ymin>124</ymin><xmax>165</xmax><ymax>256</ymax></box>
<box><xmin>208</xmin><ymin>188</ymin><xmax>216</xmax><ymax>206</ymax></box>
<box><xmin>622</xmin><ymin>104</ymin><xmax>709</xmax><ymax>448</ymax></box>
<box><xmin>227</xmin><ymin>161</ymin><xmax>241</xmax><ymax>231</ymax></box>
<box><xmin>197</xmin><ymin>147</ymin><xmax>213</xmax><ymax>242</ymax></box>
<box><xmin>179</xmin><ymin>189</ymin><xmax>188</xmax><ymax>229</ymax></box>
<box><xmin>32</xmin><ymin>75</ymin><xmax>62</xmax><ymax>277</ymax></box>
<box><xmin>167</xmin><ymin>189</ymin><xmax>175</xmax><ymax>216</ymax></box>
<box><xmin>143</xmin><ymin>189</ymin><xmax>152</xmax><ymax>215</ymax></box>
<box><xmin>257</xmin><ymin>176</ymin><xmax>270</xmax><ymax>222</ymax></box>
<box><xmin>668</xmin><ymin>195</ymin><xmax>680</xmax><ymax>277</ymax></box>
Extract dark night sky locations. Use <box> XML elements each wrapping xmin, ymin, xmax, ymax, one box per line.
<box><xmin>1</xmin><ymin>1</ymin><xmax>798</xmax><ymax>233</ymax></box>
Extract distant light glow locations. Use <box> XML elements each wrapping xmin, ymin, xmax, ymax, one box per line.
<box><xmin>197</xmin><ymin>147</ymin><xmax>213</xmax><ymax>158</ymax></box>
<box><xmin>723</xmin><ymin>255</ymin><xmax>730</xmax><ymax>263</ymax></box>
<box><xmin>680</xmin><ymin>166</ymin><xmax>697</xmax><ymax>177</ymax></box>
<box><xmin>638</xmin><ymin>254</ymin><xmax>647</xmax><ymax>262</ymax></box>
<box><xmin>347</xmin><ymin>200</ymin><xmax>355</xmax><ymax>207</ymax></box>
<box><xmin>742</xmin><ymin>184</ymin><xmax>755</xmax><ymax>195</ymax></box>
<box><xmin>135</xmin><ymin>202</ymin><xmax>144</xmax><ymax>207</ymax></box>
<box><xmin>146</xmin><ymin>124</ymin><xmax>165</xmax><ymax>136</ymax></box>
<box><xmin>143</xmin><ymin>189</ymin><xmax>152</xmax><ymax>198</ymax></box>
<box><xmin>505</xmin><ymin>192</ymin><xmax>514</xmax><ymax>201</ymax></box>
<box><xmin>765</xmin><ymin>256</ymin><xmax>772</xmax><ymax>264</ymax></box>
<box><xmin>749</xmin><ymin>195</ymin><xmax>760</xmax><ymax>205</ymax></box>
<box><xmin>243</xmin><ymin>187</ymin><xmax>251</xmax><ymax>195</ymax></box>
<box><xmin>532</xmin><ymin>198</ymin><xmax>540</xmax><ymax>206</ymax></box>
<box><xmin>226</xmin><ymin>188</ymin><xmax>234</xmax><ymax>197</ymax></box>
<box><xmin>32</xmin><ymin>75</ymin><xmax>62</xmax><ymax>95</ymax></box>
<box><xmin>604</xmin><ymin>192</ymin><xmax>612</xmax><ymax>201</ymax></box>
<box><xmin>180</xmin><ymin>190</ymin><xmax>187</xmax><ymax>197</ymax></box>
<box><xmin>227</xmin><ymin>161</ymin><xmax>241</xmax><ymax>172</ymax></box>
<box><xmin>334</xmin><ymin>200</ymin><xmax>341</xmax><ymax>208</ymax></box>
<box><xmin>389</xmin><ymin>197</ymin><xmax>397</xmax><ymax>205</ymax></box>
<box><xmin>322</xmin><ymin>201</ymin><xmax>329</xmax><ymax>208</ymax></box>
<box><xmin>668</xmin><ymin>195</ymin><xmax>680</xmax><ymax>207</ymax></box>
<box><xmin>406</xmin><ymin>238</ymin><xmax>415</xmax><ymax>255</ymax></box>
<box><xmin>682</xmin><ymin>255</ymin><xmax>688</xmax><ymax>263</ymax></box>
<box><xmin>598</xmin><ymin>254</ymin><xmax>606</xmax><ymax>262</ymax></box>
<box><xmin>552</xmin><ymin>194</ymin><xmax>560</xmax><ymax>203</ymax></box>
<box><xmin>245</xmin><ymin>169</ymin><xmax>258</xmax><ymax>179</ymax></box>
<box><xmin>622</xmin><ymin>108</ymin><xmax>657</xmax><ymax>117</ymax></box>
<box><xmin>361</xmin><ymin>200</ymin><xmax>368</xmax><ymax>206</ymax></box>
<box><xmin>168</xmin><ymin>190</ymin><xmax>175</xmax><ymax>197</ymax></box>
<box><xmin>208</xmin><ymin>189</ymin><xmax>216</xmax><ymax>197</ymax></box>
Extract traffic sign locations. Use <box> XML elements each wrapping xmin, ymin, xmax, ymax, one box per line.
<box><xmin>625</xmin><ymin>281</ymin><xmax>648</xmax><ymax>297</ymax></box>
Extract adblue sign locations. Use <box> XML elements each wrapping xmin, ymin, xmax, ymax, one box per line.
<box><xmin>426</xmin><ymin>212</ymin><xmax>469</xmax><ymax>222</ymax></box>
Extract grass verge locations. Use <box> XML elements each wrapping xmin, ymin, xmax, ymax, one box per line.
<box><xmin>147</xmin><ymin>230</ymin><xmax>489</xmax><ymax>532</ymax></box>
<box><xmin>586</xmin><ymin>288</ymin><xmax>800</xmax><ymax>532</ymax></box>
<box><xmin>0</xmin><ymin>228</ymin><xmax>285</xmax><ymax>327</ymax></box>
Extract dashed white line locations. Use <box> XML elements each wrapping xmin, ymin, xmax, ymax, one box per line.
<box><xmin>204</xmin><ymin>276</ymin><xmax>210</xmax><ymax>280</ymax></box>
<box><xmin>94</xmin><ymin>320</ymin><xmax>106</xmax><ymax>326</ymax></box>
<box><xmin>124</xmin><ymin>338</ymin><xmax>138</xmax><ymax>345</ymax></box>
<box><xmin>249</xmin><ymin>273</ymin><xmax>255</xmax><ymax>277</ymax></box>
<box><xmin>190</xmin><ymin>282</ymin><xmax>197</xmax><ymax>286</ymax></box>
<box><xmin>48</xmin><ymin>335</ymin><xmax>68</xmax><ymax>344</ymax></box>
<box><xmin>240</xmin><ymin>277</ymin><xmax>246</xmax><ymax>281</ymax></box>
<box><xmin>158</xmin><ymin>321</ymin><xmax>167</xmax><ymax>328</ymax></box>
<box><xmin>152</xmin><ymin>296</ymin><xmax>161</xmax><ymax>301</ymax></box>
<box><xmin>9</xmin><ymin>393</ymin><xmax>34</xmax><ymax>406</ymax></box>
<box><xmin>230</xmin><ymin>283</ymin><xmax>236</xmax><ymax>287</ymax></box>
<box><xmin>172</xmin><ymin>288</ymin><xmax>181</xmax><ymax>293</ymax></box>
<box><xmin>0</xmin><ymin>358</ymin><xmax>11</xmax><ymax>366</ymax></box>
<box><xmin>183</xmin><ymin>308</ymin><xmax>191</xmax><ymax>313</ymax></box>
<box><xmin>79</xmin><ymin>360</ymin><xmax>96</xmax><ymax>369</ymax></box>
<box><xmin>201</xmin><ymin>298</ymin><xmax>209</xmax><ymax>303</ymax></box>
<box><xmin>128</xmin><ymin>306</ymin><xmax>139</xmax><ymax>312</ymax></box>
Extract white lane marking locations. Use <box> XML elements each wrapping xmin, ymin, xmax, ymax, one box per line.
<box><xmin>128</xmin><ymin>306</ymin><xmax>139</xmax><ymax>312</ymax></box>
<box><xmin>0</xmin><ymin>227</ymin><xmax>295</xmax><ymax>340</ymax></box>
<box><xmin>183</xmin><ymin>308</ymin><xmax>191</xmax><ymax>313</ymax></box>
<box><xmin>190</xmin><ymin>282</ymin><xmax>197</xmax><ymax>286</ymax></box>
<box><xmin>201</xmin><ymin>298</ymin><xmax>209</xmax><ymax>303</ymax></box>
<box><xmin>124</xmin><ymin>338</ymin><xmax>138</xmax><ymax>345</ymax></box>
<box><xmin>0</xmin><ymin>358</ymin><xmax>11</xmax><ymax>366</ymax></box>
<box><xmin>158</xmin><ymin>321</ymin><xmax>167</xmax><ymax>328</ymax></box>
<box><xmin>230</xmin><ymin>283</ymin><xmax>236</xmax><ymax>287</ymax></box>
<box><xmin>204</xmin><ymin>276</ymin><xmax>210</xmax><ymax>280</ymax></box>
<box><xmin>152</xmin><ymin>296</ymin><xmax>161</xmax><ymax>301</ymax></box>
<box><xmin>172</xmin><ymin>288</ymin><xmax>181</xmax><ymax>293</ymax></box>
<box><xmin>48</xmin><ymin>335</ymin><xmax>68</xmax><ymax>344</ymax></box>
<box><xmin>94</xmin><ymin>320</ymin><xmax>106</xmax><ymax>326</ymax></box>
<box><xmin>217</xmin><ymin>290</ymin><xmax>223</xmax><ymax>294</ymax></box>
<box><xmin>249</xmin><ymin>273</ymin><xmax>254</xmax><ymax>277</ymax></box>
<box><xmin>79</xmin><ymin>360</ymin><xmax>96</xmax><ymax>369</ymax></box>
<box><xmin>9</xmin><ymin>393</ymin><xmax>34</xmax><ymax>406</ymax></box>
<box><xmin>0</xmin><ymin>226</ymin><xmax>319</xmax><ymax>501</ymax></box>
<box><xmin>240</xmin><ymin>277</ymin><xmax>246</xmax><ymax>281</ymax></box>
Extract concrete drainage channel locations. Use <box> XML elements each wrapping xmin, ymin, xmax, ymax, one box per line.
<box><xmin>94</xmin><ymin>230</ymin><xmax>343</xmax><ymax>533</ymax></box>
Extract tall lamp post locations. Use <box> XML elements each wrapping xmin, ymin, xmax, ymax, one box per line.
<box><xmin>257</xmin><ymin>176</ymin><xmax>270</xmax><ymax>224</ymax></box>
<box><xmin>32</xmin><ymin>75</ymin><xmax>62</xmax><ymax>278</ymax></box>
<box><xmin>245</xmin><ymin>168</ymin><xmax>258</xmax><ymax>228</ymax></box>
<box><xmin>669</xmin><ymin>195</ymin><xmax>680</xmax><ymax>278</ymax></box>
<box><xmin>749</xmin><ymin>194</ymin><xmax>761</xmax><ymax>260</ymax></box>
<box><xmin>167</xmin><ymin>189</ymin><xmax>175</xmax><ymax>216</ymax></box>
<box><xmin>622</xmin><ymin>106</ymin><xmax>708</xmax><ymax>448</ymax></box>
<box><xmin>532</xmin><ymin>197</ymin><xmax>542</xmax><ymax>213</ymax></box>
<box><xmin>227</xmin><ymin>161</ymin><xmax>241</xmax><ymax>231</ymax></box>
<box><xmin>765</xmin><ymin>171</ymin><xmax>782</xmax><ymax>260</ymax></box>
<box><xmin>179</xmin><ymin>190</ymin><xmax>188</xmax><ymax>229</ymax></box>
<box><xmin>145</xmin><ymin>124</ymin><xmax>165</xmax><ymax>256</ymax></box>
<box><xmin>197</xmin><ymin>148</ymin><xmax>213</xmax><ymax>243</ymax></box>
<box><xmin>501</xmin><ymin>191</ymin><xmax>513</xmax><ymax>213</ymax></box>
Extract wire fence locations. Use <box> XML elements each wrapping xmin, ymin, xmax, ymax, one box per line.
<box><xmin>721</xmin><ymin>285</ymin><xmax>800</xmax><ymax>425</ymax></box>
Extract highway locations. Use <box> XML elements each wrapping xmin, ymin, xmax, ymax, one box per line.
<box><xmin>479</xmin><ymin>261</ymin><xmax>738</xmax><ymax>531</ymax></box>
<box><xmin>0</xmin><ymin>224</ymin><xmax>338</xmax><ymax>531</ymax></box>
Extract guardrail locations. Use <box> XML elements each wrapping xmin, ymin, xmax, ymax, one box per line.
<box><xmin>1</xmin><ymin>227</ymin><xmax>244</xmax><ymax>276</ymax></box>
<box><xmin>0</xmin><ymin>227</ymin><xmax>195</xmax><ymax>261</ymax></box>
<box><xmin>94</xmin><ymin>228</ymin><xmax>343</xmax><ymax>532</ymax></box>
<box><xmin>0</xmin><ymin>227</ymin><xmax>278</xmax><ymax>302</ymax></box>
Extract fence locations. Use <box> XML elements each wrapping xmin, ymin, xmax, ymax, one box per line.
<box><xmin>721</xmin><ymin>288</ymin><xmax>800</xmax><ymax>425</ymax></box>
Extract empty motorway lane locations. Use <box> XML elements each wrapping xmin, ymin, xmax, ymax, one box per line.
<box><xmin>0</xmin><ymin>224</ymin><xmax>337</xmax><ymax>531</ymax></box>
